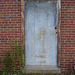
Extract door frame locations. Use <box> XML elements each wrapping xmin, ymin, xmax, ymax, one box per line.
<box><xmin>21</xmin><ymin>0</ymin><xmax>61</xmax><ymax>70</ymax></box>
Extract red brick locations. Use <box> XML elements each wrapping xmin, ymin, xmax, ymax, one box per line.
<box><xmin>0</xmin><ymin>0</ymin><xmax>75</xmax><ymax>73</ymax></box>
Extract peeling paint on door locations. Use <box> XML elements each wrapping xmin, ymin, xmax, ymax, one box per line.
<box><xmin>25</xmin><ymin>1</ymin><xmax>57</xmax><ymax>66</ymax></box>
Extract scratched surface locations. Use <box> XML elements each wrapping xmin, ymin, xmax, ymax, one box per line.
<box><xmin>24</xmin><ymin>2</ymin><xmax>57</xmax><ymax>66</ymax></box>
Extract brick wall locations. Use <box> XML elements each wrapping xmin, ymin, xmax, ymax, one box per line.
<box><xmin>0</xmin><ymin>0</ymin><xmax>75</xmax><ymax>73</ymax></box>
<box><xmin>0</xmin><ymin>0</ymin><xmax>22</xmax><ymax>69</ymax></box>
<box><xmin>61</xmin><ymin>0</ymin><xmax>75</xmax><ymax>72</ymax></box>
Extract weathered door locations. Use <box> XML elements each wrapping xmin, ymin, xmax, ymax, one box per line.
<box><xmin>25</xmin><ymin>1</ymin><xmax>57</xmax><ymax>66</ymax></box>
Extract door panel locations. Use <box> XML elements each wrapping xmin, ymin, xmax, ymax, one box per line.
<box><xmin>25</xmin><ymin>2</ymin><xmax>57</xmax><ymax>66</ymax></box>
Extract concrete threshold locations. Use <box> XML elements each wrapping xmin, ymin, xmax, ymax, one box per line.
<box><xmin>23</xmin><ymin>65</ymin><xmax>61</xmax><ymax>73</ymax></box>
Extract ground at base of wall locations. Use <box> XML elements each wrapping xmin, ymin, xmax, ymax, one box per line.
<box><xmin>23</xmin><ymin>72</ymin><xmax>75</xmax><ymax>75</ymax></box>
<box><xmin>24</xmin><ymin>73</ymin><xmax>61</xmax><ymax>75</ymax></box>
<box><xmin>1</xmin><ymin>72</ymin><xmax>75</xmax><ymax>75</ymax></box>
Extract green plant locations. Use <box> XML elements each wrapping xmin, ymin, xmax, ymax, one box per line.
<box><xmin>15</xmin><ymin>40</ymin><xmax>24</xmax><ymax>71</ymax></box>
<box><xmin>1</xmin><ymin>58</ymin><xmax>6</xmax><ymax>72</ymax></box>
<box><xmin>2</xmin><ymin>72</ymin><xmax>6</xmax><ymax>75</ymax></box>
<box><xmin>51</xmin><ymin>73</ymin><xmax>53</xmax><ymax>75</ymax></box>
<box><xmin>10</xmin><ymin>42</ymin><xmax>15</xmax><ymax>69</ymax></box>
<box><xmin>0</xmin><ymin>69</ymin><xmax>3</xmax><ymax>75</ymax></box>
<box><xmin>1</xmin><ymin>51</ymin><xmax>13</xmax><ymax>72</ymax></box>
<box><xmin>6</xmin><ymin>51</ymin><xmax>13</xmax><ymax>72</ymax></box>
<box><xmin>1</xmin><ymin>40</ymin><xmax>24</xmax><ymax>73</ymax></box>
<box><xmin>56</xmin><ymin>73</ymin><xmax>59</xmax><ymax>75</ymax></box>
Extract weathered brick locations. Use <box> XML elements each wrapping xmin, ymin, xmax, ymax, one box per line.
<box><xmin>0</xmin><ymin>0</ymin><xmax>22</xmax><ymax>71</ymax></box>
<box><xmin>0</xmin><ymin>0</ymin><xmax>75</xmax><ymax>73</ymax></box>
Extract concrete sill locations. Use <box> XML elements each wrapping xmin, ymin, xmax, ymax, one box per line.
<box><xmin>23</xmin><ymin>65</ymin><xmax>61</xmax><ymax>73</ymax></box>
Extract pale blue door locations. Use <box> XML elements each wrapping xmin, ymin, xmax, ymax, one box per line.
<box><xmin>25</xmin><ymin>1</ymin><xmax>57</xmax><ymax>66</ymax></box>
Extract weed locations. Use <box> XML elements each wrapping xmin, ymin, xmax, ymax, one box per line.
<box><xmin>1</xmin><ymin>40</ymin><xmax>24</xmax><ymax>73</ymax></box>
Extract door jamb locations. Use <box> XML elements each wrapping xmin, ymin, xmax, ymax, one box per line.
<box><xmin>21</xmin><ymin>0</ymin><xmax>61</xmax><ymax>69</ymax></box>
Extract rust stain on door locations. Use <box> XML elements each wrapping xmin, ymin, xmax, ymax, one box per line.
<box><xmin>37</xmin><ymin>28</ymin><xmax>46</xmax><ymax>54</ymax></box>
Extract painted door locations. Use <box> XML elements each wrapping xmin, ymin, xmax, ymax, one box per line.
<box><xmin>25</xmin><ymin>1</ymin><xmax>57</xmax><ymax>66</ymax></box>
